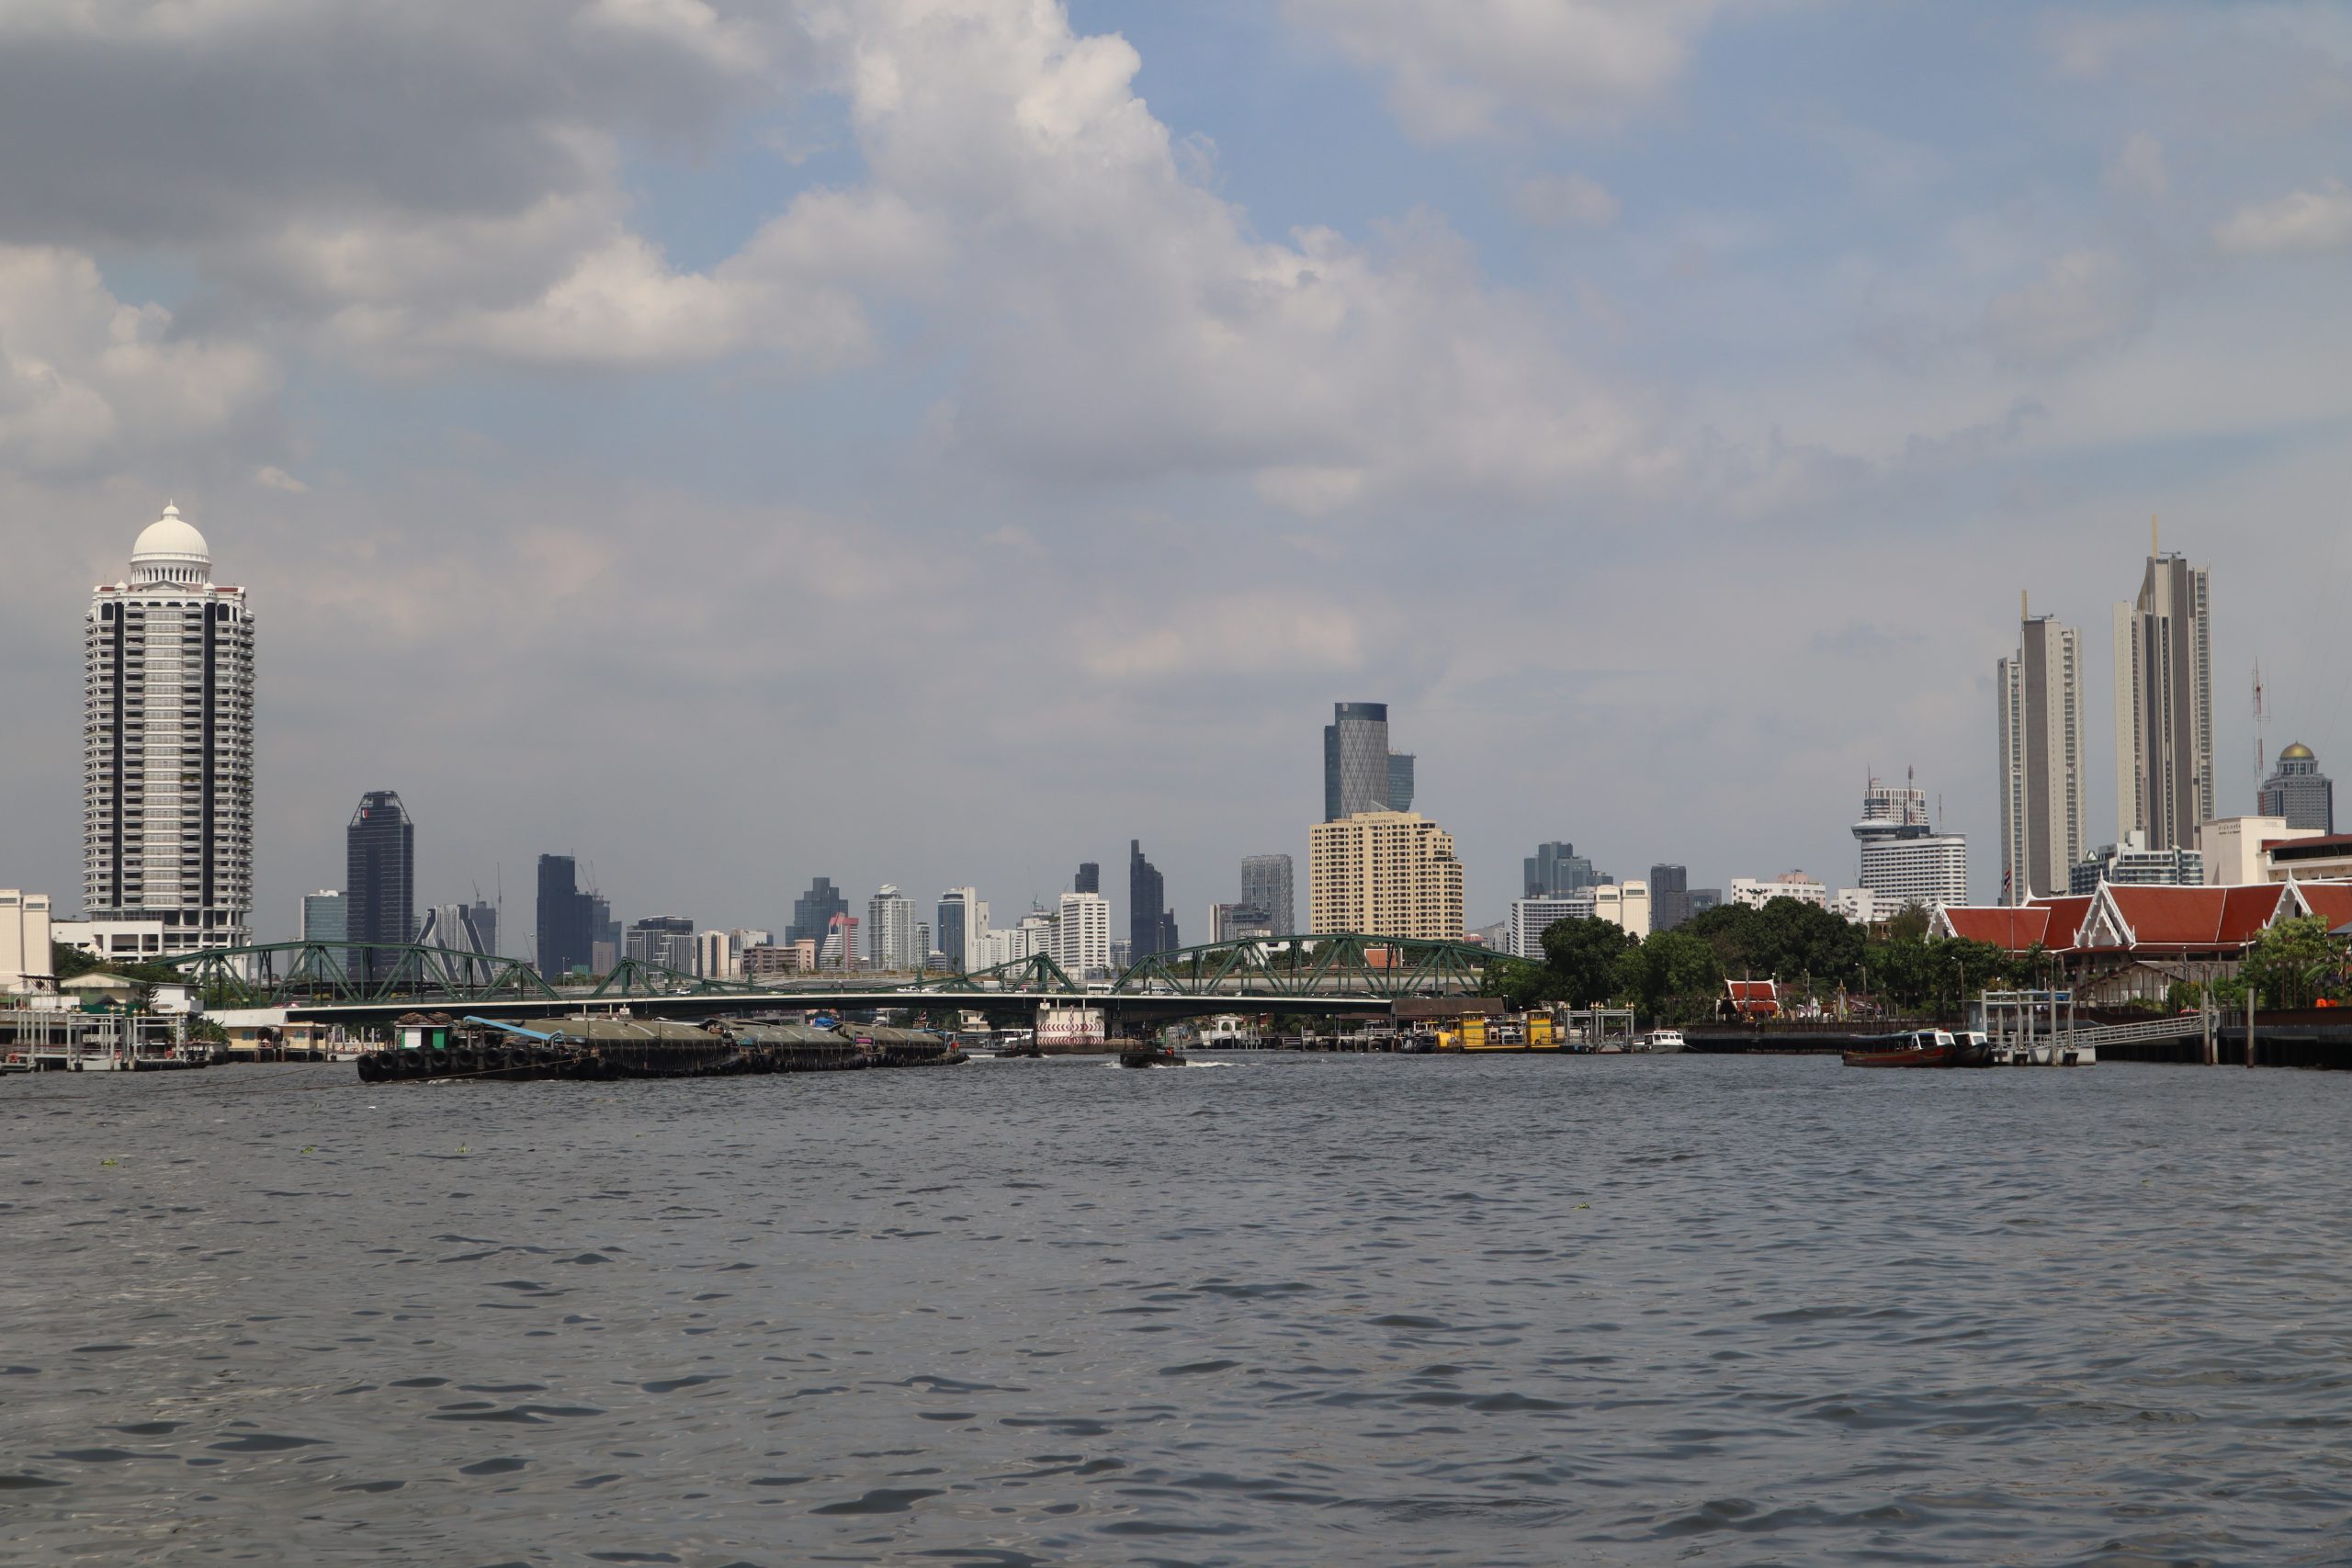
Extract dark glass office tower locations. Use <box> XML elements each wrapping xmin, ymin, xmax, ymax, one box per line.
<box><xmin>1524</xmin><ymin>841</ymin><xmax>1599</xmax><ymax>897</ymax></box>
<box><xmin>1649</xmin><ymin>863</ymin><xmax>1691</xmax><ymax>931</ymax></box>
<box><xmin>346</xmin><ymin>791</ymin><xmax>415</xmax><ymax>984</ymax></box>
<box><xmin>1075</xmin><ymin>862</ymin><xmax>1100</xmax><ymax>895</ymax></box>
<box><xmin>787</xmin><ymin>877</ymin><xmax>849</xmax><ymax>947</ymax></box>
<box><xmin>1324</xmin><ymin>702</ymin><xmax>1416</xmax><ymax>820</ymax></box>
<box><xmin>536</xmin><ymin>853</ymin><xmax>594</xmax><ymax>979</ymax></box>
<box><xmin>1128</xmin><ymin>840</ymin><xmax>1179</xmax><ymax>958</ymax></box>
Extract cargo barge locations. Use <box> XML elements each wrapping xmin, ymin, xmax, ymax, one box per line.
<box><xmin>356</xmin><ymin>1013</ymin><xmax>964</xmax><ymax>1083</ymax></box>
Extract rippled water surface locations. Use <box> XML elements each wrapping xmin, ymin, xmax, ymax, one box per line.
<box><xmin>5</xmin><ymin>1054</ymin><xmax>2351</xmax><ymax>1565</ymax></box>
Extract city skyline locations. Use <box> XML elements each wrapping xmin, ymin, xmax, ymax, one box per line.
<box><xmin>5</xmin><ymin>6</ymin><xmax>2348</xmax><ymax>944</ymax></box>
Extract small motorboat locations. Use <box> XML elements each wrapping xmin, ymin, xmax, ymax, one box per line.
<box><xmin>1632</xmin><ymin>1029</ymin><xmax>1687</xmax><ymax>1054</ymax></box>
<box><xmin>1118</xmin><ymin>1042</ymin><xmax>1185</xmax><ymax>1068</ymax></box>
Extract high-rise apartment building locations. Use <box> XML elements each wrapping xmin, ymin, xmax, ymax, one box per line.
<box><xmin>81</xmin><ymin>503</ymin><xmax>255</xmax><ymax>963</ymax></box>
<box><xmin>345</xmin><ymin>790</ymin><xmax>415</xmax><ymax>983</ymax></box>
<box><xmin>623</xmin><ymin>915</ymin><xmax>695</xmax><ymax>971</ymax></box>
<box><xmin>1208</xmin><ymin>902</ymin><xmax>1273</xmax><ymax>942</ymax></box>
<box><xmin>1056</xmin><ymin>892</ymin><xmax>1111</xmax><ymax>977</ymax></box>
<box><xmin>2114</xmin><ymin>536</ymin><xmax>2213</xmax><ymax>851</ymax></box>
<box><xmin>1309</xmin><ymin>811</ymin><xmax>1464</xmax><ymax>941</ymax></box>
<box><xmin>1128</xmin><ymin>840</ymin><xmax>1179</xmax><ymax>957</ymax></box>
<box><xmin>866</xmin><ymin>886</ymin><xmax>922</xmax><ymax>971</ymax></box>
<box><xmin>2259</xmin><ymin>743</ymin><xmax>2335</xmax><ymax>833</ymax></box>
<box><xmin>1239</xmin><ymin>853</ymin><xmax>1295</xmax><ymax>936</ymax></box>
<box><xmin>1524</xmin><ymin>841</ymin><xmax>1600</xmax><ymax>898</ymax></box>
<box><xmin>1324</xmin><ymin>702</ymin><xmax>1416</xmax><ymax>820</ymax></box>
<box><xmin>787</xmin><ymin>877</ymin><xmax>848</xmax><ymax>948</ymax></box>
<box><xmin>536</xmin><ymin>854</ymin><xmax>594</xmax><ymax>978</ymax></box>
<box><xmin>1997</xmin><ymin>605</ymin><xmax>2085</xmax><ymax>903</ymax></box>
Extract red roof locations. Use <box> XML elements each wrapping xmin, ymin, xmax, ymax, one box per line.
<box><xmin>2292</xmin><ymin>882</ymin><xmax>2352</xmax><ymax>928</ymax></box>
<box><xmin>2104</xmin><ymin>884</ymin><xmax>2287</xmax><ymax>950</ymax></box>
<box><xmin>1725</xmin><ymin>979</ymin><xmax>1778</xmax><ymax>1000</ymax></box>
<box><xmin>1936</xmin><ymin>896</ymin><xmax>2092</xmax><ymax>953</ymax></box>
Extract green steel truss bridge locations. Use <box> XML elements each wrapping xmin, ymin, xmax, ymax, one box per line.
<box><xmin>154</xmin><ymin>933</ymin><xmax>1510</xmax><ymax>1024</ymax></box>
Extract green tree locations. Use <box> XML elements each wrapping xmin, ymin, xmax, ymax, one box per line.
<box><xmin>1618</xmin><ymin>928</ymin><xmax>1725</xmax><ymax>1021</ymax></box>
<box><xmin>1541</xmin><ymin>917</ymin><xmax>1637</xmax><ymax>1006</ymax></box>
<box><xmin>2239</xmin><ymin>915</ymin><xmax>2348</xmax><ymax>1010</ymax></box>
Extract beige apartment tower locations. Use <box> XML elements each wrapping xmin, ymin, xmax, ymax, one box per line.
<box><xmin>1308</xmin><ymin>810</ymin><xmax>1464</xmax><ymax>941</ymax></box>
<box><xmin>1996</xmin><ymin>601</ymin><xmax>2084</xmax><ymax>903</ymax></box>
<box><xmin>2112</xmin><ymin>526</ymin><xmax>2212</xmax><ymax>852</ymax></box>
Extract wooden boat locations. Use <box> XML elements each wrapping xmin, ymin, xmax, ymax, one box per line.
<box><xmin>1842</xmin><ymin>1028</ymin><xmax>1992</xmax><ymax>1068</ymax></box>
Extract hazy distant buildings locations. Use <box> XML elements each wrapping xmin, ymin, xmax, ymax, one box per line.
<box><xmin>1996</xmin><ymin>604</ymin><xmax>2086</xmax><ymax>904</ymax></box>
<box><xmin>81</xmin><ymin>503</ymin><xmax>255</xmax><ymax>962</ymax></box>
<box><xmin>1240</xmin><ymin>853</ymin><xmax>1295</xmax><ymax>936</ymax></box>
<box><xmin>1324</xmin><ymin>702</ymin><xmax>1415</xmax><ymax>819</ymax></box>
<box><xmin>1129</xmin><ymin>840</ymin><xmax>1179</xmax><ymax>957</ymax></box>
<box><xmin>1074</xmin><ymin>863</ymin><xmax>1100</xmax><ymax>896</ymax></box>
<box><xmin>1852</xmin><ymin>775</ymin><xmax>1968</xmax><ymax>909</ymax></box>
<box><xmin>937</xmin><ymin>887</ymin><xmax>983</xmax><ymax>972</ymax></box>
<box><xmin>2114</xmin><ymin>537</ymin><xmax>2213</xmax><ymax>852</ymax></box>
<box><xmin>1208</xmin><ymin>902</ymin><xmax>1273</xmax><ymax>942</ymax></box>
<box><xmin>2071</xmin><ymin>834</ymin><xmax>2203</xmax><ymax>895</ymax></box>
<box><xmin>1731</xmin><ymin>873</ymin><xmax>1829</xmax><ymax>909</ymax></box>
<box><xmin>821</xmin><ymin>912</ymin><xmax>859</xmax><ymax>969</ymax></box>
<box><xmin>300</xmin><ymin>890</ymin><xmax>346</xmax><ymax>946</ymax></box>
<box><xmin>469</xmin><ymin>899</ymin><xmax>499</xmax><ymax>957</ymax></box>
<box><xmin>787</xmin><ymin>877</ymin><xmax>848</xmax><ymax>949</ymax></box>
<box><xmin>536</xmin><ymin>854</ymin><xmax>594</xmax><ymax>978</ymax></box>
<box><xmin>420</xmin><ymin>901</ymin><xmax>492</xmax><ymax>954</ymax></box>
<box><xmin>1649</xmin><ymin>863</ymin><xmax>1693</xmax><ymax>931</ymax></box>
<box><xmin>625</xmin><ymin>915</ymin><xmax>696</xmax><ymax>971</ymax></box>
<box><xmin>346</xmin><ymin>790</ymin><xmax>415</xmax><ymax>983</ymax></box>
<box><xmin>2260</xmin><ymin>743</ymin><xmax>2334</xmax><ymax>833</ymax></box>
<box><xmin>1525</xmin><ymin>842</ymin><xmax>1600</xmax><ymax>898</ymax></box>
<box><xmin>589</xmin><ymin>892</ymin><xmax>619</xmax><ymax>975</ymax></box>
<box><xmin>1309</xmin><ymin>811</ymin><xmax>1464</xmax><ymax>941</ymax></box>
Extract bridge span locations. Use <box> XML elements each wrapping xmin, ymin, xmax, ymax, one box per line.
<box><xmin>151</xmin><ymin>932</ymin><xmax>1509</xmax><ymax>1031</ymax></box>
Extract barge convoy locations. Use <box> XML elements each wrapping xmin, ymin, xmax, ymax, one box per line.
<box><xmin>356</xmin><ymin>1014</ymin><xmax>967</xmax><ymax>1083</ymax></box>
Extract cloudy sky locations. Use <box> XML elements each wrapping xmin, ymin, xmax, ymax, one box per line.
<box><xmin>4</xmin><ymin>0</ymin><xmax>2349</xmax><ymax>948</ymax></box>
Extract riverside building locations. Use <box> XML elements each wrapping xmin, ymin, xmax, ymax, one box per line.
<box><xmin>1309</xmin><ymin>811</ymin><xmax>1464</xmax><ymax>941</ymax></box>
<box><xmin>79</xmin><ymin>503</ymin><xmax>255</xmax><ymax>963</ymax></box>
<box><xmin>1996</xmin><ymin>602</ymin><xmax>2085</xmax><ymax>903</ymax></box>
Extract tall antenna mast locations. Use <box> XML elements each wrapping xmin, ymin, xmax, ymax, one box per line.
<box><xmin>2253</xmin><ymin>662</ymin><xmax>2269</xmax><ymax>798</ymax></box>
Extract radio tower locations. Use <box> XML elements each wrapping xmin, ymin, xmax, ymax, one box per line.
<box><xmin>2253</xmin><ymin>662</ymin><xmax>2269</xmax><ymax>800</ymax></box>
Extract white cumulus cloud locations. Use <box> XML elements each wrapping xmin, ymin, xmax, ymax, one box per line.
<box><xmin>2214</xmin><ymin>179</ymin><xmax>2352</xmax><ymax>254</ymax></box>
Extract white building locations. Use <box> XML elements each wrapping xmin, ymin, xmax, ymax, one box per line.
<box><xmin>1056</xmin><ymin>892</ymin><xmax>1111</xmax><ymax>977</ymax></box>
<box><xmin>1506</xmin><ymin>897</ymin><xmax>1590</xmax><ymax>957</ymax></box>
<box><xmin>1595</xmin><ymin>879</ymin><xmax>1651</xmax><ymax>939</ymax></box>
<box><xmin>0</xmin><ymin>891</ymin><xmax>55</xmax><ymax>995</ymax></box>
<box><xmin>2199</xmin><ymin>817</ymin><xmax>2322</xmax><ymax>887</ymax></box>
<box><xmin>1731</xmin><ymin>874</ymin><xmax>1830</xmax><ymax>909</ymax></box>
<box><xmin>1857</xmin><ymin>833</ymin><xmax>1969</xmax><ymax>909</ymax></box>
<box><xmin>81</xmin><ymin>503</ymin><xmax>255</xmax><ymax>964</ymax></box>
<box><xmin>1996</xmin><ymin>605</ymin><xmax>2085</xmax><ymax>903</ymax></box>
<box><xmin>866</xmin><ymin>886</ymin><xmax>921</xmax><ymax>972</ymax></box>
<box><xmin>1832</xmin><ymin>887</ymin><xmax>1880</xmax><ymax>925</ymax></box>
<box><xmin>695</xmin><ymin>929</ymin><xmax>736</xmax><ymax>980</ymax></box>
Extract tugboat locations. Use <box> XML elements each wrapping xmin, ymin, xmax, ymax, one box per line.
<box><xmin>1118</xmin><ymin>1039</ymin><xmax>1185</xmax><ymax>1068</ymax></box>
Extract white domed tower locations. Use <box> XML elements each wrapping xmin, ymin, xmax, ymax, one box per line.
<box><xmin>81</xmin><ymin>502</ymin><xmax>255</xmax><ymax>961</ymax></box>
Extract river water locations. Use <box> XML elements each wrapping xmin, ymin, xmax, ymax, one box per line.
<box><xmin>4</xmin><ymin>1054</ymin><xmax>2348</xmax><ymax>1565</ymax></box>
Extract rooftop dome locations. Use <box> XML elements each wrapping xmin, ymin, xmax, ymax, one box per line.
<box><xmin>130</xmin><ymin>502</ymin><xmax>210</xmax><ymax>586</ymax></box>
<box><xmin>2279</xmin><ymin>742</ymin><xmax>2316</xmax><ymax>761</ymax></box>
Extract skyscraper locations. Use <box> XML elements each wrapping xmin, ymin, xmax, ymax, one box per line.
<box><xmin>1524</xmin><ymin>842</ymin><xmax>1599</xmax><ymax>897</ymax></box>
<box><xmin>1649</xmin><ymin>863</ymin><xmax>1692</xmax><ymax>931</ymax></box>
<box><xmin>1240</xmin><ymin>853</ymin><xmax>1295</xmax><ymax>936</ymax></box>
<box><xmin>938</xmin><ymin>887</ymin><xmax>978</xmax><ymax>972</ymax></box>
<box><xmin>82</xmin><ymin>503</ymin><xmax>255</xmax><ymax>962</ymax></box>
<box><xmin>1128</xmin><ymin>840</ymin><xmax>1178</xmax><ymax>957</ymax></box>
<box><xmin>1997</xmin><ymin>604</ymin><xmax>2085</xmax><ymax>904</ymax></box>
<box><xmin>787</xmin><ymin>877</ymin><xmax>848</xmax><ymax>948</ymax></box>
<box><xmin>1324</xmin><ymin>702</ymin><xmax>1416</xmax><ymax>820</ymax></box>
<box><xmin>1056</xmin><ymin>891</ymin><xmax>1111</xmax><ymax>976</ymax></box>
<box><xmin>1075</xmin><ymin>863</ymin><xmax>1100</xmax><ymax>896</ymax></box>
<box><xmin>2260</xmin><ymin>743</ymin><xmax>2335</xmax><ymax>833</ymax></box>
<box><xmin>468</xmin><ymin>899</ymin><xmax>499</xmax><ymax>958</ymax></box>
<box><xmin>346</xmin><ymin>790</ymin><xmax>415</xmax><ymax>983</ymax></box>
<box><xmin>535</xmin><ymin>853</ymin><xmax>594</xmax><ymax>978</ymax></box>
<box><xmin>2113</xmin><ymin>532</ymin><xmax>2213</xmax><ymax>851</ymax></box>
